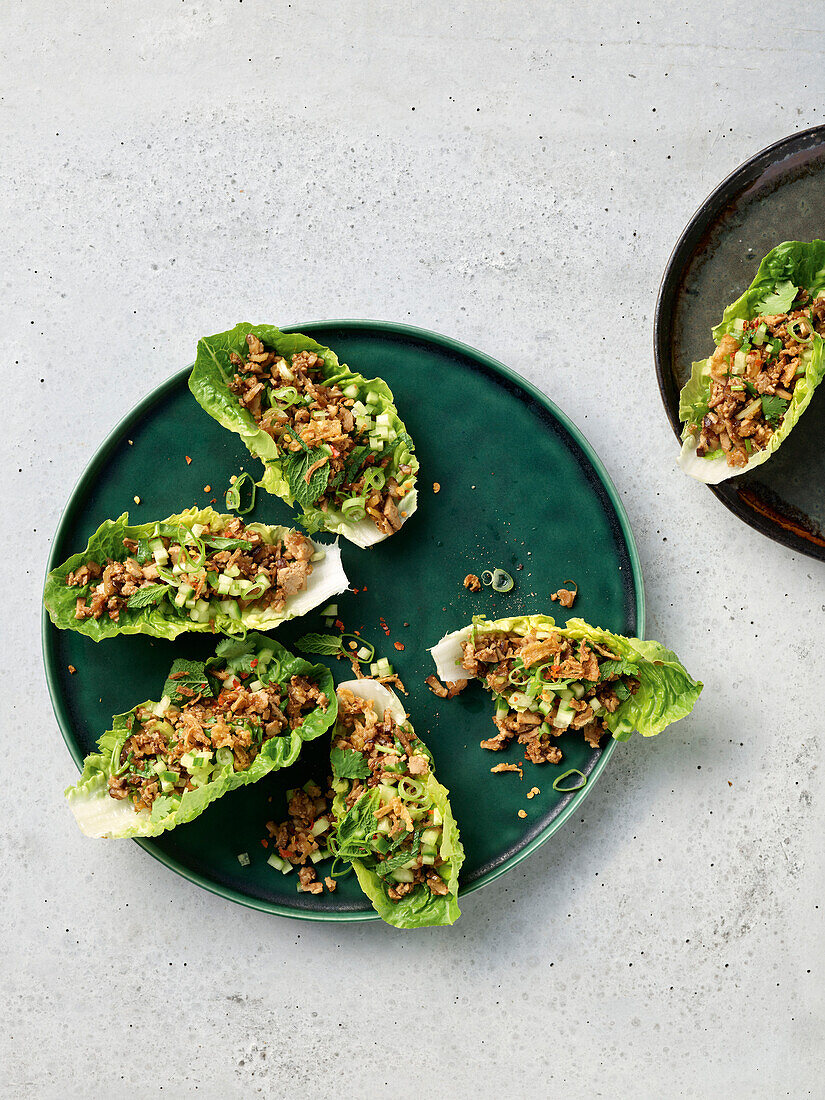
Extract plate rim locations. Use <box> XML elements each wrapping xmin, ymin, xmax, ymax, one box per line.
<box><xmin>42</xmin><ymin>318</ymin><xmax>645</xmax><ymax>923</ymax></box>
<box><xmin>653</xmin><ymin>123</ymin><xmax>825</xmax><ymax>560</ymax></box>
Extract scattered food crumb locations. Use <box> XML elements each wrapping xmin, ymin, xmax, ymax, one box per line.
<box><xmin>551</xmin><ymin>581</ymin><xmax>578</xmax><ymax>608</ymax></box>
<box><xmin>463</xmin><ymin>573</ymin><xmax>482</xmax><ymax>592</ymax></box>
<box><xmin>204</xmin><ymin>484</ymin><xmax>211</xmax><ymax>493</ymax></box>
<box><xmin>491</xmin><ymin>762</ymin><xmax>523</xmax><ymax>778</ymax></box>
<box><xmin>394</xmin><ymin>641</ymin><xmax>405</xmax><ymax>651</ymax></box>
<box><xmin>471</xmin><ymin>484</ymin><xmax>476</xmax><ymax>489</ymax></box>
<box><xmin>728</xmin><ymin>781</ymin><xmax>733</xmax><ymax>787</ymax></box>
<box><xmin>379</xmin><ymin>617</ymin><xmax>390</xmax><ymax>636</ymax></box>
<box><xmin>67</xmin><ymin>665</ymin><xmax>76</xmax><ymax>674</ymax></box>
<box><xmin>127</xmin><ymin>439</ymin><xmax>133</xmax><ymax>445</ymax></box>
<box><xmin>400</xmin><ymin>511</ymin><xmax>407</xmax><ymax>518</ymax></box>
<box><xmin>433</xmin><ymin>482</ymin><xmax>441</xmax><ymax>493</ymax></box>
<box><xmin>403</xmin><ymin>621</ymin><xmax>409</xmax><ymax>627</ymax></box>
<box><xmin>526</xmin><ymin>786</ymin><xmax>540</xmax><ymax>799</ymax></box>
<box><xmin>516</xmin><ymin>563</ymin><xmax>524</xmax><ymax>571</ymax></box>
<box><xmin>324</xmin><ymin>877</ymin><xmax>337</xmax><ymax>892</ymax></box>
<box><xmin>517</xmin><ymin>809</ymin><xmax>527</xmax><ymax>819</ymax></box>
<box><xmin>185</xmin><ymin>455</ymin><xmax>192</xmax><ymax>465</ymax></box>
<box><xmin>133</xmin><ymin>495</ymin><xmax>141</xmax><ymax>504</ymax></box>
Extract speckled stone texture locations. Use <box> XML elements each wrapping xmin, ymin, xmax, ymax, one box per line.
<box><xmin>3</xmin><ymin>2</ymin><xmax>824</xmax><ymax>1096</ymax></box>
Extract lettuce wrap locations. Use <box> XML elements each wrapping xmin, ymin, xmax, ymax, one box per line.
<box><xmin>189</xmin><ymin>324</ymin><xmax>419</xmax><ymax>547</ymax></box>
<box><xmin>65</xmin><ymin>634</ymin><xmax>337</xmax><ymax>839</ymax></box>
<box><xmin>329</xmin><ymin>679</ymin><xmax>463</xmax><ymax>928</ymax></box>
<box><xmin>44</xmin><ymin>506</ymin><xmax>348</xmax><ymax>641</ymax></box>
<box><xmin>430</xmin><ymin>614</ymin><xmax>701</xmax><ymax>746</ymax></box>
<box><xmin>678</xmin><ymin>240</ymin><xmax>825</xmax><ymax>482</ymax></box>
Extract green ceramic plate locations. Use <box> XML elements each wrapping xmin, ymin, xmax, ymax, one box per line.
<box><xmin>43</xmin><ymin>320</ymin><xmax>643</xmax><ymax>921</ymax></box>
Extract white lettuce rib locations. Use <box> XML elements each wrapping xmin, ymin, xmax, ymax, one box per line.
<box><xmin>336</xmin><ymin>678</ymin><xmax>407</xmax><ymax>725</ymax></box>
<box><xmin>428</xmin><ymin>626</ymin><xmax>474</xmax><ymax>683</ymax></box>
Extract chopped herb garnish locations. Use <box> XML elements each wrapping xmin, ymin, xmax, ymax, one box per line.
<box><xmin>330</xmin><ymin>746</ymin><xmax>371</xmax><ymax>780</ymax></box>
<box><xmin>126</xmin><ymin>584</ymin><xmax>172</xmax><ymax>609</ymax></box>
<box><xmin>761</xmin><ymin>394</ymin><xmax>789</xmax><ymax>423</ymax></box>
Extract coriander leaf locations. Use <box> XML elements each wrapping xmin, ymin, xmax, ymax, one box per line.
<box><xmin>212</xmin><ymin>636</ymin><xmax>258</xmax><ymax>675</ymax></box>
<box><xmin>295</xmin><ymin>633</ymin><xmax>344</xmax><ymax>657</ymax></box>
<box><xmin>283</xmin><ymin>447</ymin><xmax>331</xmax><ymax>509</ymax></box>
<box><xmin>761</xmin><ymin>280</ymin><xmax>798</xmax><ymax>314</ymax></box>
<box><xmin>127</xmin><ymin>584</ymin><xmax>171</xmax><ymax>610</ymax></box>
<box><xmin>598</xmin><ymin>657</ymin><xmax>640</xmax><ymax>682</ymax></box>
<box><xmin>162</xmin><ymin>658</ymin><xmax>213</xmax><ymax>704</ymax></box>
<box><xmin>331</xmin><ymin>747</ymin><xmax>371</xmax><ymax>780</ymax></box>
<box><xmin>761</xmin><ymin>395</ymin><xmax>789</xmax><ymax>422</ymax></box>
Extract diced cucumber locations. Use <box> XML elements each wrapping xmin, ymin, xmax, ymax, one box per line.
<box><xmin>364</xmin><ymin>389</ymin><xmax>381</xmax><ymax>408</ymax></box>
<box><xmin>356</xmin><ymin>646</ymin><xmax>371</xmax><ymax>661</ymax></box>
<box><xmin>215</xmin><ymin>573</ymin><xmax>233</xmax><ymax>595</ymax></box>
<box><xmin>311</xmin><ymin>816</ymin><xmax>330</xmax><ymax>837</ymax></box>
<box><xmin>509</xmin><ymin>691</ymin><xmax>532</xmax><ymax>711</ymax></box>
<box><xmin>589</xmin><ymin>697</ymin><xmax>603</xmax><ymax>714</ymax></box>
<box><xmin>375</xmin><ymin>411</ymin><xmax>391</xmax><ymax>427</ymax></box>
<box><xmin>390</xmin><ymin>868</ymin><xmax>414</xmax><ymax>883</ymax></box>
<box><xmin>320</xmin><ymin>603</ymin><xmax>338</xmax><ymax>617</ymax></box>
<box><xmin>378</xmin><ymin>783</ymin><xmax>397</xmax><ymax>802</ymax></box>
<box><xmin>257</xmin><ymin>648</ymin><xmax>274</xmax><ymax>667</ymax></box>
<box><xmin>343</xmin><ymin>383</ymin><xmax>359</xmax><ymax>399</ymax></box>
<box><xmin>224</xmin><ymin>563</ymin><xmax>241</xmax><ymax>578</ymax></box>
<box><xmin>570</xmin><ymin>682</ymin><xmax>586</xmax><ymax>700</ymax></box>
<box><xmin>374</xmin><ymin>657</ymin><xmax>393</xmax><ymax>677</ymax></box>
<box><xmin>538</xmin><ymin>698</ymin><xmax>553</xmax><ymax>717</ymax></box>
<box><xmin>237</xmin><ymin>852</ymin><xmax>251</xmax><ymax>867</ymax></box>
<box><xmin>219</xmin><ymin>598</ymin><xmax>241</xmax><ymax>620</ymax></box>
<box><xmin>180</xmin><ymin>752</ymin><xmax>195</xmax><ymax>770</ymax></box>
<box><xmin>431</xmin><ymin>808</ymin><xmax>443</xmax><ymax>827</ymax></box>
<box><xmin>309</xmin><ymin>849</ymin><xmax>326</xmax><ymax>864</ymax></box>
<box><xmin>421</xmin><ymin>828</ymin><xmax>440</xmax><ymax>848</ymax></box>
<box><xmin>174</xmin><ymin>583</ymin><xmax>195</xmax><ymax>608</ymax></box>
<box><xmin>553</xmin><ymin>700</ymin><xmax>575</xmax><ymax>729</ymax></box>
<box><xmin>152</xmin><ymin>696</ymin><xmax>171</xmax><ymax>718</ymax></box>
<box><xmin>248</xmin><ymin>679</ymin><xmax>263</xmax><ymax>692</ymax></box>
<box><xmin>376</xmin><ymin>817</ymin><xmax>392</xmax><ymax>835</ymax></box>
<box><xmin>331</xmin><ymin>778</ymin><xmax>348</xmax><ymax>795</ymax></box>
<box><xmin>421</xmin><ymin>853</ymin><xmax>436</xmax><ymax>866</ymax></box>
<box><xmin>191</xmin><ymin>523</ymin><xmax>205</xmax><ymax>537</ymax></box>
<box><xmin>558</xmin><ymin>688</ymin><xmax>573</xmax><ymax>703</ymax></box>
<box><xmin>732</xmin><ymin>350</ymin><xmax>747</xmax><ymax>375</ymax></box>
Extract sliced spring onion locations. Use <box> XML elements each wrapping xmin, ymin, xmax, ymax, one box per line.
<box><xmin>341</xmin><ymin>496</ymin><xmax>367</xmax><ymax>521</ymax></box>
<box><xmin>552</xmin><ymin>769</ymin><xmax>587</xmax><ymax>793</ymax></box>
<box><xmin>491</xmin><ymin>568</ymin><xmax>514</xmax><ymax>593</ymax></box>
<box><xmin>481</xmin><ymin>570</ymin><xmax>493</xmax><ymax>586</ymax></box>
<box><xmin>225</xmin><ymin>472</ymin><xmax>256</xmax><ymax>515</ymax></box>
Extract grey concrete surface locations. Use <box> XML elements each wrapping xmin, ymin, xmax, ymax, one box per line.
<box><xmin>2</xmin><ymin>2</ymin><xmax>824</xmax><ymax>1097</ymax></box>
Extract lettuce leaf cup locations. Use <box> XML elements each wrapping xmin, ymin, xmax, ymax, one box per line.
<box><xmin>44</xmin><ymin>506</ymin><xmax>348</xmax><ymax>641</ymax></box>
<box><xmin>328</xmin><ymin>679</ymin><xmax>464</xmax><ymax>928</ymax></box>
<box><xmin>678</xmin><ymin>240</ymin><xmax>825</xmax><ymax>483</ymax></box>
<box><xmin>430</xmin><ymin>615</ymin><xmax>701</xmax><ymax>765</ymax></box>
<box><xmin>189</xmin><ymin>324</ymin><xmax>419</xmax><ymax>547</ymax></box>
<box><xmin>65</xmin><ymin>634</ymin><xmax>337</xmax><ymax>839</ymax></box>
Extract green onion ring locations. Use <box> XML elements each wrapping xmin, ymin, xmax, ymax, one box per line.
<box><xmin>552</xmin><ymin>768</ymin><xmax>588</xmax><ymax>793</ymax></box>
<box><xmin>491</xmin><ymin>568</ymin><xmax>514</xmax><ymax>593</ymax></box>
<box><xmin>225</xmin><ymin>472</ymin><xmax>256</xmax><ymax>516</ymax></box>
<box><xmin>480</xmin><ymin>570</ymin><xmax>493</xmax><ymax>586</ymax></box>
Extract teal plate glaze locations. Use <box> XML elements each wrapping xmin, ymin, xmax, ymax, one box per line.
<box><xmin>42</xmin><ymin>321</ymin><xmax>644</xmax><ymax>922</ymax></box>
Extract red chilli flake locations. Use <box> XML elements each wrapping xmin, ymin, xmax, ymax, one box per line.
<box><xmin>185</xmin><ymin>456</ymin><xmax>192</xmax><ymax>465</ymax></box>
<box><xmin>250</xmin><ymin>658</ymin><xmax>258</xmax><ymax>668</ymax></box>
<box><xmin>394</xmin><ymin>642</ymin><xmax>405</xmax><ymax>651</ymax></box>
<box><xmin>379</xmin><ymin>617</ymin><xmax>390</xmax><ymax>636</ymax></box>
<box><xmin>260</xmin><ymin>838</ymin><xmax>269</xmax><ymax>849</ymax></box>
<box><xmin>334</xmin><ymin>619</ymin><xmax>345</xmax><ymax>633</ymax></box>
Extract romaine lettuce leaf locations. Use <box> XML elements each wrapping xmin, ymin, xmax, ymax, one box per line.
<box><xmin>330</xmin><ymin>679</ymin><xmax>463</xmax><ymax>928</ymax></box>
<box><xmin>65</xmin><ymin>633</ymin><xmax>336</xmax><ymax>838</ymax></box>
<box><xmin>429</xmin><ymin>614</ymin><xmax>702</xmax><ymax>742</ymax></box>
<box><xmin>189</xmin><ymin>324</ymin><xmax>419</xmax><ymax>547</ymax></box>
<box><xmin>678</xmin><ymin>240</ymin><xmax>825</xmax><ymax>483</ymax></box>
<box><xmin>43</xmin><ymin>506</ymin><xmax>348</xmax><ymax>641</ymax></box>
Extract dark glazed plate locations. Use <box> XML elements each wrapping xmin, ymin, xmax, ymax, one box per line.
<box><xmin>43</xmin><ymin>320</ymin><xmax>643</xmax><ymax>921</ymax></box>
<box><xmin>655</xmin><ymin>125</ymin><xmax>825</xmax><ymax>558</ymax></box>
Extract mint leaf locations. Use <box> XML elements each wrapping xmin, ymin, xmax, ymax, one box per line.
<box><xmin>162</xmin><ymin>659</ymin><xmax>213</xmax><ymax>703</ymax></box>
<box><xmin>331</xmin><ymin>747</ymin><xmax>371</xmax><ymax>780</ymax></box>
<box><xmin>127</xmin><ymin>584</ymin><xmax>171</xmax><ymax>609</ymax></box>
<box><xmin>374</xmin><ymin>830</ymin><xmax>423</xmax><ymax>878</ymax></box>
<box><xmin>202</xmin><ymin>536</ymin><xmax>255</xmax><ymax>552</ymax></box>
<box><xmin>283</xmin><ymin>447</ymin><xmax>331</xmax><ymax>509</ymax></box>
<box><xmin>598</xmin><ymin>657</ymin><xmax>640</xmax><ymax>682</ymax></box>
<box><xmin>761</xmin><ymin>395</ymin><xmax>789</xmax><ymax>423</ymax></box>
<box><xmin>295</xmin><ymin>633</ymin><xmax>344</xmax><ymax>657</ymax></box>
